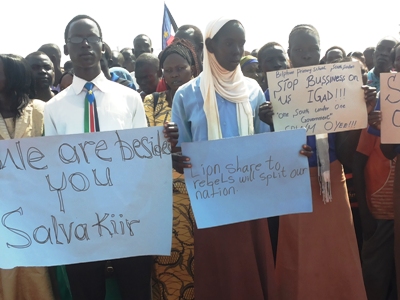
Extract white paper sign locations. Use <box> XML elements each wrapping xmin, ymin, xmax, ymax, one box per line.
<box><xmin>267</xmin><ymin>62</ymin><xmax>367</xmax><ymax>135</ymax></box>
<box><xmin>380</xmin><ymin>72</ymin><xmax>400</xmax><ymax>143</ymax></box>
<box><xmin>0</xmin><ymin>127</ymin><xmax>172</xmax><ymax>269</ymax></box>
<box><xmin>182</xmin><ymin>129</ymin><xmax>312</xmax><ymax>229</ymax></box>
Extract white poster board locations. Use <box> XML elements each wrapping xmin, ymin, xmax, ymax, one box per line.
<box><xmin>267</xmin><ymin>62</ymin><xmax>367</xmax><ymax>135</ymax></box>
<box><xmin>182</xmin><ymin>129</ymin><xmax>312</xmax><ymax>229</ymax></box>
<box><xmin>0</xmin><ymin>127</ymin><xmax>172</xmax><ymax>269</ymax></box>
<box><xmin>380</xmin><ymin>72</ymin><xmax>400</xmax><ymax>143</ymax></box>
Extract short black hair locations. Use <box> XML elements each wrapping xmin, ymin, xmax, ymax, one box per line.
<box><xmin>25</xmin><ymin>51</ymin><xmax>52</xmax><ymax>63</ymax></box>
<box><xmin>258</xmin><ymin>42</ymin><xmax>285</xmax><ymax>62</ymax></box>
<box><xmin>325</xmin><ymin>46</ymin><xmax>346</xmax><ymax>58</ymax></box>
<box><xmin>376</xmin><ymin>37</ymin><xmax>398</xmax><ymax>48</ymax></box>
<box><xmin>111</xmin><ymin>50</ymin><xmax>124</xmax><ymax>66</ymax></box>
<box><xmin>331</xmin><ymin>56</ymin><xmax>351</xmax><ymax>64</ymax></box>
<box><xmin>363</xmin><ymin>47</ymin><xmax>375</xmax><ymax>55</ymax></box>
<box><xmin>64</xmin><ymin>60</ymin><xmax>73</xmax><ymax>72</ymax></box>
<box><xmin>120</xmin><ymin>47</ymin><xmax>133</xmax><ymax>54</ymax></box>
<box><xmin>348</xmin><ymin>51</ymin><xmax>364</xmax><ymax>60</ymax></box>
<box><xmin>176</xmin><ymin>25</ymin><xmax>203</xmax><ymax>49</ymax></box>
<box><xmin>133</xmin><ymin>34</ymin><xmax>152</xmax><ymax>47</ymax></box>
<box><xmin>135</xmin><ymin>53</ymin><xmax>159</xmax><ymax>70</ymax></box>
<box><xmin>289</xmin><ymin>24</ymin><xmax>320</xmax><ymax>50</ymax></box>
<box><xmin>59</xmin><ymin>70</ymin><xmax>74</xmax><ymax>85</ymax></box>
<box><xmin>103</xmin><ymin>42</ymin><xmax>112</xmax><ymax>61</ymax></box>
<box><xmin>351</xmin><ymin>56</ymin><xmax>368</xmax><ymax>73</ymax></box>
<box><xmin>390</xmin><ymin>42</ymin><xmax>400</xmax><ymax>64</ymax></box>
<box><xmin>37</xmin><ymin>44</ymin><xmax>61</xmax><ymax>61</ymax></box>
<box><xmin>0</xmin><ymin>54</ymin><xmax>34</xmax><ymax>117</ymax></box>
<box><xmin>64</xmin><ymin>15</ymin><xmax>102</xmax><ymax>42</ymax></box>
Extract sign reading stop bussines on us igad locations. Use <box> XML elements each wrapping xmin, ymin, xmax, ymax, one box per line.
<box><xmin>267</xmin><ymin>62</ymin><xmax>367</xmax><ymax>135</ymax></box>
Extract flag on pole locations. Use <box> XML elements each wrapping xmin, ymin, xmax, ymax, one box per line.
<box><xmin>162</xmin><ymin>3</ymin><xmax>178</xmax><ymax>49</ymax></box>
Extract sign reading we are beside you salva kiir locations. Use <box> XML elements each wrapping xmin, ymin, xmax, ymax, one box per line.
<box><xmin>0</xmin><ymin>126</ymin><xmax>172</xmax><ymax>269</ymax></box>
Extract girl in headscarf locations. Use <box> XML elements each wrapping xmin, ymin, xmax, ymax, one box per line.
<box><xmin>170</xmin><ymin>17</ymin><xmax>311</xmax><ymax>300</ymax></box>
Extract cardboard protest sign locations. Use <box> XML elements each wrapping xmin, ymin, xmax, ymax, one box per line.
<box><xmin>267</xmin><ymin>62</ymin><xmax>367</xmax><ymax>135</ymax></box>
<box><xmin>0</xmin><ymin>127</ymin><xmax>172</xmax><ymax>269</ymax></box>
<box><xmin>380</xmin><ymin>72</ymin><xmax>400</xmax><ymax>143</ymax></box>
<box><xmin>182</xmin><ymin>129</ymin><xmax>312</xmax><ymax>229</ymax></box>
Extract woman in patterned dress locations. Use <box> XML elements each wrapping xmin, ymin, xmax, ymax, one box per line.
<box><xmin>143</xmin><ymin>38</ymin><xmax>201</xmax><ymax>300</ymax></box>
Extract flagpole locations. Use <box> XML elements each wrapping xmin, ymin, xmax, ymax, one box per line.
<box><xmin>166</xmin><ymin>3</ymin><xmax>178</xmax><ymax>32</ymax></box>
<box><xmin>162</xmin><ymin>2</ymin><xmax>178</xmax><ymax>49</ymax></box>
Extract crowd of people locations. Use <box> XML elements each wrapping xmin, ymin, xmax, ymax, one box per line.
<box><xmin>0</xmin><ymin>13</ymin><xmax>399</xmax><ymax>300</ymax></box>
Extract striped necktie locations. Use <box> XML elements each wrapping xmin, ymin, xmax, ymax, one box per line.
<box><xmin>84</xmin><ymin>82</ymin><xmax>100</xmax><ymax>133</ymax></box>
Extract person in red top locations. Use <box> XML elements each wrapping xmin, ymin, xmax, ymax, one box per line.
<box><xmin>353</xmin><ymin>53</ymin><xmax>398</xmax><ymax>300</ymax></box>
<box><xmin>374</xmin><ymin>41</ymin><xmax>400</xmax><ymax>299</ymax></box>
<box><xmin>353</xmin><ymin>128</ymin><xmax>397</xmax><ymax>299</ymax></box>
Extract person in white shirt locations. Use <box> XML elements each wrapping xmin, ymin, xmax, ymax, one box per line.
<box><xmin>44</xmin><ymin>14</ymin><xmax>151</xmax><ymax>300</ymax></box>
<box><xmin>44</xmin><ymin>72</ymin><xmax>145</xmax><ymax>134</ymax></box>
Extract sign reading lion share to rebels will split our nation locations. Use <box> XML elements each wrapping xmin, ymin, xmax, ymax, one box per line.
<box><xmin>182</xmin><ymin>129</ymin><xmax>312</xmax><ymax>229</ymax></box>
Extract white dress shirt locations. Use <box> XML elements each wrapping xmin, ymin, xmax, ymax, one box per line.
<box><xmin>130</xmin><ymin>71</ymin><xmax>139</xmax><ymax>90</ymax></box>
<box><xmin>44</xmin><ymin>72</ymin><xmax>147</xmax><ymax>135</ymax></box>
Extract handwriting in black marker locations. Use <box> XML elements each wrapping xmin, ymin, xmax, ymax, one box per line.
<box><xmin>385</xmin><ymin>74</ymin><xmax>400</xmax><ymax>104</ymax></box>
<box><xmin>392</xmin><ymin>110</ymin><xmax>400</xmax><ymax>127</ymax></box>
